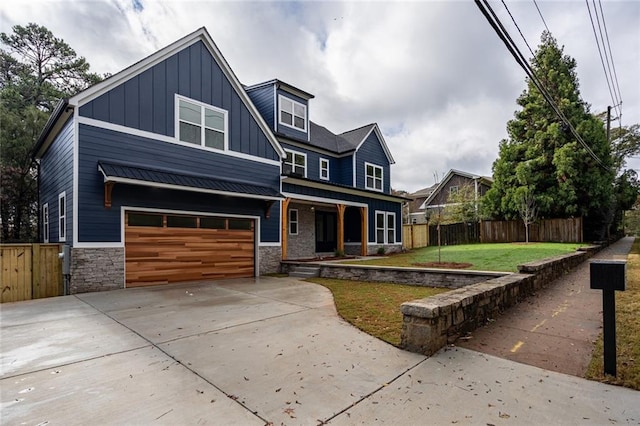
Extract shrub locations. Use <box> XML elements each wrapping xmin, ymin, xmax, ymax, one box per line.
<box><xmin>377</xmin><ymin>247</ymin><xmax>386</xmax><ymax>255</ymax></box>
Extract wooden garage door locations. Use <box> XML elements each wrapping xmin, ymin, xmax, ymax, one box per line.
<box><xmin>125</xmin><ymin>212</ymin><xmax>255</xmax><ymax>287</ymax></box>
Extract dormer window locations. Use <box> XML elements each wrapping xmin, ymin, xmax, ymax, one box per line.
<box><xmin>279</xmin><ymin>95</ymin><xmax>307</xmax><ymax>131</ymax></box>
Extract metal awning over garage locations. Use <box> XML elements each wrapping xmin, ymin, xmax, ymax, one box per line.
<box><xmin>97</xmin><ymin>160</ymin><xmax>283</xmax><ymax>208</ymax></box>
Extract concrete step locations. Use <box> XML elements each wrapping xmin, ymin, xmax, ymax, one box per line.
<box><xmin>289</xmin><ymin>265</ymin><xmax>321</xmax><ymax>278</ymax></box>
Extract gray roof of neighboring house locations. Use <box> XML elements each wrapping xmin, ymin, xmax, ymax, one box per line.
<box><xmin>98</xmin><ymin>160</ymin><xmax>282</xmax><ymax>198</ymax></box>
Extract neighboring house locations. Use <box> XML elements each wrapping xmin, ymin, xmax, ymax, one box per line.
<box><xmin>407</xmin><ymin>185</ymin><xmax>437</xmax><ymax>224</ymax></box>
<box><xmin>34</xmin><ymin>27</ymin><xmax>405</xmax><ymax>292</ymax></box>
<box><xmin>416</xmin><ymin>170</ymin><xmax>492</xmax><ymax>221</ymax></box>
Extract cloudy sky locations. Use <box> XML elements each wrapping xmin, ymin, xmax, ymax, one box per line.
<box><xmin>2</xmin><ymin>1</ymin><xmax>638</xmax><ymax>192</ymax></box>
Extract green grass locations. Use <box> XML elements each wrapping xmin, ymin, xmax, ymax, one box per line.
<box><xmin>306</xmin><ymin>278</ymin><xmax>448</xmax><ymax>346</ymax></box>
<box><xmin>585</xmin><ymin>239</ymin><xmax>640</xmax><ymax>390</ymax></box>
<box><xmin>342</xmin><ymin>242</ymin><xmax>584</xmax><ymax>272</ymax></box>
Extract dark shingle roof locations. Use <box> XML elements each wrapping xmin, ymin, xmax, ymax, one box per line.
<box><xmin>339</xmin><ymin>124</ymin><xmax>375</xmax><ymax>149</ymax></box>
<box><xmin>98</xmin><ymin>161</ymin><xmax>281</xmax><ymax>198</ymax></box>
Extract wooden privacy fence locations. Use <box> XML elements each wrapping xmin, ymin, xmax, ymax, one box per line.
<box><xmin>402</xmin><ymin>217</ymin><xmax>583</xmax><ymax>249</ymax></box>
<box><xmin>1</xmin><ymin>244</ymin><xmax>63</xmax><ymax>303</ymax></box>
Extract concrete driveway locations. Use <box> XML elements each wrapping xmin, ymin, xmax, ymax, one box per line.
<box><xmin>2</xmin><ymin>277</ymin><xmax>638</xmax><ymax>425</ymax></box>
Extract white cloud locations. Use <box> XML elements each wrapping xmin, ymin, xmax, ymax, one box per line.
<box><xmin>1</xmin><ymin>0</ymin><xmax>638</xmax><ymax>192</ymax></box>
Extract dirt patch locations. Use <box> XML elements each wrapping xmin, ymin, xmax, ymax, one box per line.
<box><xmin>411</xmin><ymin>262</ymin><xmax>473</xmax><ymax>269</ymax></box>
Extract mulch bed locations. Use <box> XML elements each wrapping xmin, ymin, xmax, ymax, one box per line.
<box><xmin>411</xmin><ymin>262</ymin><xmax>473</xmax><ymax>269</ymax></box>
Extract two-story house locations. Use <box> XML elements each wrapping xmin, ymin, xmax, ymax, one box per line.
<box><xmin>34</xmin><ymin>27</ymin><xmax>405</xmax><ymax>292</ymax></box>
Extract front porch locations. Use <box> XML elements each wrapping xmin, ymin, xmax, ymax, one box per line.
<box><xmin>281</xmin><ymin>198</ymin><xmax>367</xmax><ymax>260</ymax></box>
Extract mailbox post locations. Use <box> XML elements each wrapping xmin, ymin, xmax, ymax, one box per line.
<box><xmin>589</xmin><ymin>260</ymin><xmax>626</xmax><ymax>377</ymax></box>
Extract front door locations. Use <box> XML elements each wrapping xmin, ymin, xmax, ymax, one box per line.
<box><xmin>315</xmin><ymin>211</ymin><xmax>337</xmax><ymax>253</ymax></box>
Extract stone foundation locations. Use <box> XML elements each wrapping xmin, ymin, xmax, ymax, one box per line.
<box><xmin>259</xmin><ymin>246</ymin><xmax>282</xmax><ymax>275</ymax></box>
<box><xmin>70</xmin><ymin>247</ymin><xmax>125</xmax><ymax>293</ymax></box>
<box><xmin>367</xmin><ymin>244</ymin><xmax>402</xmax><ymax>255</ymax></box>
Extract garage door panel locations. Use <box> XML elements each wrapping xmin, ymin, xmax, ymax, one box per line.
<box><xmin>125</xmin><ymin>213</ymin><xmax>255</xmax><ymax>287</ymax></box>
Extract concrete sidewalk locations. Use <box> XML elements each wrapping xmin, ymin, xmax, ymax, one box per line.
<box><xmin>459</xmin><ymin>237</ymin><xmax>635</xmax><ymax>376</ymax></box>
<box><xmin>1</xmin><ymin>275</ymin><xmax>638</xmax><ymax>424</ymax></box>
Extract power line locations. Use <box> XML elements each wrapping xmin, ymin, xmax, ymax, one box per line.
<box><xmin>532</xmin><ymin>0</ymin><xmax>550</xmax><ymax>34</ymax></box>
<box><xmin>586</xmin><ymin>0</ymin><xmax>621</xmax><ymax>119</ymax></box>
<box><xmin>501</xmin><ymin>0</ymin><xmax>536</xmax><ymax>59</ymax></box>
<box><xmin>475</xmin><ymin>0</ymin><xmax>607</xmax><ymax>169</ymax></box>
<box><xmin>597</xmin><ymin>0</ymin><xmax>623</xmax><ymax>122</ymax></box>
<box><xmin>592</xmin><ymin>0</ymin><xmax>622</xmax><ymax>116</ymax></box>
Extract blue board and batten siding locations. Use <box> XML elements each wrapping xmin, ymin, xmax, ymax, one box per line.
<box><xmin>77</xmin><ymin>124</ymin><xmax>281</xmax><ymax>243</ymax></box>
<box><xmin>79</xmin><ymin>41</ymin><xmax>279</xmax><ymax>161</ymax></box>
<box><xmin>40</xmin><ymin>117</ymin><xmax>74</xmax><ymax>244</ymax></box>
<box><xmin>355</xmin><ymin>131</ymin><xmax>391</xmax><ymax>194</ymax></box>
<box><xmin>282</xmin><ymin>183</ymin><xmax>401</xmax><ymax>243</ymax></box>
<box><xmin>246</xmin><ymin>85</ymin><xmax>275</xmax><ymax>130</ymax></box>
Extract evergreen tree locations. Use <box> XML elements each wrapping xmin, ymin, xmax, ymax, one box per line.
<box><xmin>1</xmin><ymin>23</ymin><xmax>101</xmax><ymax>241</ymax></box>
<box><xmin>484</xmin><ymin>32</ymin><xmax>614</xmax><ymax>238</ymax></box>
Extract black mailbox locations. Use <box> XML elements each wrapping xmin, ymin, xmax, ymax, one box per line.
<box><xmin>590</xmin><ymin>260</ymin><xmax>626</xmax><ymax>291</ymax></box>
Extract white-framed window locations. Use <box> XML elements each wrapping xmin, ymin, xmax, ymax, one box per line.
<box><xmin>42</xmin><ymin>203</ymin><xmax>49</xmax><ymax>243</ymax></box>
<box><xmin>176</xmin><ymin>95</ymin><xmax>228</xmax><ymax>151</ymax></box>
<box><xmin>58</xmin><ymin>192</ymin><xmax>66</xmax><ymax>242</ymax></box>
<box><xmin>289</xmin><ymin>209</ymin><xmax>298</xmax><ymax>235</ymax></box>
<box><xmin>284</xmin><ymin>150</ymin><xmax>307</xmax><ymax>177</ymax></box>
<box><xmin>319</xmin><ymin>158</ymin><xmax>329</xmax><ymax>180</ymax></box>
<box><xmin>279</xmin><ymin>95</ymin><xmax>307</xmax><ymax>131</ymax></box>
<box><xmin>365</xmin><ymin>162</ymin><xmax>383</xmax><ymax>192</ymax></box>
<box><xmin>375</xmin><ymin>211</ymin><xmax>396</xmax><ymax>244</ymax></box>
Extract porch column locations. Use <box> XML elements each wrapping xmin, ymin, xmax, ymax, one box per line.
<box><xmin>281</xmin><ymin>198</ymin><xmax>291</xmax><ymax>260</ymax></box>
<box><xmin>336</xmin><ymin>204</ymin><xmax>346</xmax><ymax>254</ymax></box>
<box><xmin>360</xmin><ymin>207</ymin><xmax>367</xmax><ymax>256</ymax></box>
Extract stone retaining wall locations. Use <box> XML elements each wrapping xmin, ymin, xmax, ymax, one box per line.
<box><xmin>310</xmin><ymin>263</ymin><xmax>506</xmax><ymax>288</ymax></box>
<box><xmin>400</xmin><ymin>245</ymin><xmax>600</xmax><ymax>355</ymax></box>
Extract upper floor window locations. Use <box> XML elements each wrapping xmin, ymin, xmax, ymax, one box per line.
<box><xmin>279</xmin><ymin>95</ymin><xmax>307</xmax><ymax>132</ymax></box>
<box><xmin>42</xmin><ymin>203</ymin><xmax>49</xmax><ymax>243</ymax></box>
<box><xmin>176</xmin><ymin>95</ymin><xmax>227</xmax><ymax>151</ymax></box>
<box><xmin>450</xmin><ymin>185</ymin><xmax>459</xmax><ymax>196</ymax></box>
<box><xmin>284</xmin><ymin>150</ymin><xmax>306</xmax><ymax>177</ymax></box>
<box><xmin>365</xmin><ymin>163</ymin><xmax>383</xmax><ymax>192</ymax></box>
<box><xmin>319</xmin><ymin>158</ymin><xmax>329</xmax><ymax>180</ymax></box>
<box><xmin>58</xmin><ymin>192</ymin><xmax>66</xmax><ymax>242</ymax></box>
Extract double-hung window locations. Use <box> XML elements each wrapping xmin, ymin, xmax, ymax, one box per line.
<box><xmin>365</xmin><ymin>163</ymin><xmax>383</xmax><ymax>192</ymax></box>
<box><xmin>279</xmin><ymin>96</ymin><xmax>307</xmax><ymax>131</ymax></box>
<box><xmin>58</xmin><ymin>192</ymin><xmax>66</xmax><ymax>242</ymax></box>
<box><xmin>177</xmin><ymin>95</ymin><xmax>227</xmax><ymax>150</ymax></box>
<box><xmin>375</xmin><ymin>211</ymin><xmax>396</xmax><ymax>244</ymax></box>
<box><xmin>319</xmin><ymin>158</ymin><xmax>329</xmax><ymax>180</ymax></box>
<box><xmin>42</xmin><ymin>203</ymin><xmax>49</xmax><ymax>243</ymax></box>
<box><xmin>284</xmin><ymin>150</ymin><xmax>306</xmax><ymax>177</ymax></box>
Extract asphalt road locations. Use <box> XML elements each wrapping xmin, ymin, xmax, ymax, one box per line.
<box><xmin>457</xmin><ymin>237</ymin><xmax>634</xmax><ymax>376</ymax></box>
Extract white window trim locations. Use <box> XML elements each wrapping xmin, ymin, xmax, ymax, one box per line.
<box><xmin>175</xmin><ymin>94</ymin><xmax>229</xmax><ymax>151</ymax></box>
<box><xmin>58</xmin><ymin>192</ymin><xmax>66</xmax><ymax>242</ymax></box>
<box><xmin>42</xmin><ymin>203</ymin><xmax>49</xmax><ymax>243</ymax></box>
<box><xmin>284</xmin><ymin>149</ymin><xmax>307</xmax><ymax>178</ymax></box>
<box><xmin>319</xmin><ymin>158</ymin><xmax>330</xmax><ymax>181</ymax></box>
<box><xmin>278</xmin><ymin>95</ymin><xmax>307</xmax><ymax>132</ymax></box>
<box><xmin>365</xmin><ymin>162</ymin><xmax>384</xmax><ymax>192</ymax></box>
<box><xmin>374</xmin><ymin>210</ymin><xmax>396</xmax><ymax>244</ymax></box>
<box><xmin>450</xmin><ymin>185</ymin><xmax>459</xmax><ymax>195</ymax></box>
<box><xmin>289</xmin><ymin>209</ymin><xmax>298</xmax><ymax>235</ymax></box>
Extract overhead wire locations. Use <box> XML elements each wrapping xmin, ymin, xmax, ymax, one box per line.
<box><xmin>586</xmin><ymin>0</ymin><xmax>621</xmax><ymax>119</ymax></box>
<box><xmin>501</xmin><ymin>0</ymin><xmax>536</xmax><ymax>58</ymax></box>
<box><xmin>532</xmin><ymin>0</ymin><xmax>550</xmax><ymax>34</ymax></box>
<box><xmin>474</xmin><ymin>0</ymin><xmax>607</xmax><ymax>169</ymax></box>
<box><xmin>597</xmin><ymin>0</ymin><xmax>623</xmax><ymax>123</ymax></box>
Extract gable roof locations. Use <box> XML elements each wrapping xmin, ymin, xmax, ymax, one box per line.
<box><xmin>343</xmin><ymin>124</ymin><xmax>395</xmax><ymax>164</ymax></box>
<box><xmin>35</xmin><ymin>27</ymin><xmax>285</xmax><ymax>159</ymax></box>
<box><xmin>245</xmin><ymin>79</ymin><xmax>315</xmax><ymax>101</ymax></box>
<box><xmin>419</xmin><ymin>169</ymin><xmax>493</xmax><ymax>209</ymax></box>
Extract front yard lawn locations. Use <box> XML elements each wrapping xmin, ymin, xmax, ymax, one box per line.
<box><xmin>585</xmin><ymin>239</ymin><xmax>640</xmax><ymax>390</ymax></box>
<box><xmin>343</xmin><ymin>242</ymin><xmax>584</xmax><ymax>272</ymax></box>
<box><xmin>306</xmin><ymin>278</ymin><xmax>447</xmax><ymax>346</ymax></box>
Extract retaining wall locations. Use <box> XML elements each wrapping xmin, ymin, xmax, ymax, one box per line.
<box><xmin>400</xmin><ymin>245</ymin><xmax>600</xmax><ymax>355</ymax></box>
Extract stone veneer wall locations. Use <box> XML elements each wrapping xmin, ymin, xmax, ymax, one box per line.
<box><xmin>366</xmin><ymin>244</ymin><xmax>402</xmax><ymax>255</ymax></box>
<box><xmin>259</xmin><ymin>246</ymin><xmax>282</xmax><ymax>275</ymax></box>
<box><xmin>287</xmin><ymin>203</ymin><xmax>316</xmax><ymax>259</ymax></box>
<box><xmin>400</xmin><ymin>246</ymin><xmax>600</xmax><ymax>355</ymax></box>
<box><xmin>314</xmin><ymin>264</ymin><xmax>505</xmax><ymax>288</ymax></box>
<box><xmin>70</xmin><ymin>247</ymin><xmax>125</xmax><ymax>293</ymax></box>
